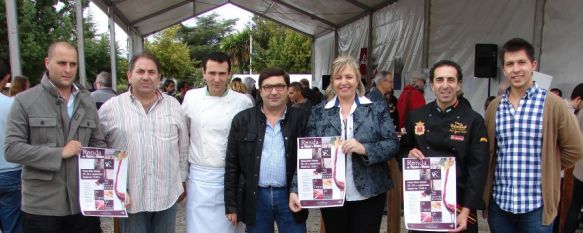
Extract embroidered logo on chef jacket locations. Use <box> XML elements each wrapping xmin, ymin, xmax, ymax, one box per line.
<box><xmin>415</xmin><ymin>121</ymin><xmax>425</xmax><ymax>136</ymax></box>
<box><xmin>449</xmin><ymin>121</ymin><xmax>467</xmax><ymax>141</ymax></box>
<box><xmin>449</xmin><ymin>121</ymin><xmax>467</xmax><ymax>134</ymax></box>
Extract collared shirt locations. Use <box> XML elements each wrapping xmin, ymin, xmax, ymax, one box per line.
<box><xmin>325</xmin><ymin>95</ymin><xmax>372</xmax><ymax>201</ymax></box>
<box><xmin>493</xmin><ymin>83</ymin><xmax>546</xmax><ymax>213</ymax></box>
<box><xmin>258</xmin><ymin>107</ymin><xmax>287</xmax><ymax>187</ymax></box>
<box><xmin>182</xmin><ymin>87</ymin><xmax>252</xmax><ymax>168</ymax></box>
<box><xmin>98</xmin><ymin>90</ymin><xmax>189</xmax><ymax>213</ymax></box>
<box><xmin>0</xmin><ymin>94</ymin><xmax>19</xmax><ymax>172</ymax></box>
<box><xmin>47</xmin><ymin>79</ymin><xmax>79</xmax><ymax>118</ymax></box>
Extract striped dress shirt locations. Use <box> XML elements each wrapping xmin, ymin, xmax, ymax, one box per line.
<box><xmin>99</xmin><ymin>90</ymin><xmax>189</xmax><ymax>213</ymax></box>
<box><xmin>493</xmin><ymin>84</ymin><xmax>546</xmax><ymax>213</ymax></box>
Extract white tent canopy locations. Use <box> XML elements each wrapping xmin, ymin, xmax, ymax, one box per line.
<box><xmin>5</xmin><ymin>0</ymin><xmax>582</xmax><ymax>113</ymax></box>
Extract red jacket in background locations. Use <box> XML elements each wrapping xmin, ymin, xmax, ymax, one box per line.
<box><xmin>397</xmin><ymin>85</ymin><xmax>426</xmax><ymax>130</ymax></box>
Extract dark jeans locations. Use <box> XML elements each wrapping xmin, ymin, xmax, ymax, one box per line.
<box><xmin>0</xmin><ymin>170</ymin><xmax>22</xmax><ymax>233</ymax></box>
<box><xmin>247</xmin><ymin>187</ymin><xmax>306</xmax><ymax>233</ymax></box>
<box><xmin>21</xmin><ymin>212</ymin><xmax>101</xmax><ymax>233</ymax></box>
<box><xmin>488</xmin><ymin>200</ymin><xmax>553</xmax><ymax>233</ymax></box>
<box><xmin>321</xmin><ymin>192</ymin><xmax>386</xmax><ymax>233</ymax></box>
<box><xmin>564</xmin><ymin>177</ymin><xmax>583</xmax><ymax>233</ymax></box>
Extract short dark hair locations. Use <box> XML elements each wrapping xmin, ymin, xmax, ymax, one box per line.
<box><xmin>163</xmin><ymin>79</ymin><xmax>175</xmax><ymax>88</ymax></box>
<box><xmin>0</xmin><ymin>58</ymin><xmax>10</xmax><ymax>80</ymax></box>
<box><xmin>429</xmin><ymin>60</ymin><xmax>463</xmax><ymax>83</ymax></box>
<box><xmin>129</xmin><ymin>53</ymin><xmax>161</xmax><ymax>73</ymax></box>
<box><xmin>177</xmin><ymin>80</ymin><xmax>191</xmax><ymax>91</ymax></box>
<box><xmin>203</xmin><ymin>52</ymin><xmax>231</xmax><ymax>73</ymax></box>
<box><xmin>289</xmin><ymin>82</ymin><xmax>305</xmax><ymax>96</ymax></box>
<box><xmin>501</xmin><ymin>38</ymin><xmax>535</xmax><ymax>65</ymax></box>
<box><xmin>570</xmin><ymin>83</ymin><xmax>583</xmax><ymax>100</ymax></box>
<box><xmin>258</xmin><ymin>67</ymin><xmax>290</xmax><ymax>88</ymax></box>
<box><xmin>550</xmin><ymin>88</ymin><xmax>562</xmax><ymax>97</ymax></box>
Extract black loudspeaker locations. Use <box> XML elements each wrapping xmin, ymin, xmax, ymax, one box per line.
<box><xmin>322</xmin><ymin>75</ymin><xmax>331</xmax><ymax>90</ymax></box>
<box><xmin>475</xmin><ymin>44</ymin><xmax>498</xmax><ymax>78</ymax></box>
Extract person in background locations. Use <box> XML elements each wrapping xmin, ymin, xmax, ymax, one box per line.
<box><xmin>368</xmin><ymin>71</ymin><xmax>398</xmax><ymax>127</ymax></box>
<box><xmin>162</xmin><ymin>79</ymin><xmax>176</xmax><ymax>96</ymax></box>
<box><xmin>563</xmin><ymin>83</ymin><xmax>583</xmax><ymax>233</ymax></box>
<box><xmin>403</xmin><ymin>60</ymin><xmax>489</xmax><ymax>233</ymax></box>
<box><xmin>175</xmin><ymin>80</ymin><xmax>192</xmax><ymax>104</ymax></box>
<box><xmin>244</xmin><ymin>76</ymin><xmax>258</xmax><ymax>101</ymax></box>
<box><xmin>300</xmin><ymin>78</ymin><xmax>322</xmax><ymax>105</ymax></box>
<box><xmin>8</xmin><ymin>75</ymin><xmax>30</xmax><ymax>97</ymax></box>
<box><xmin>0</xmin><ymin>58</ymin><xmax>22</xmax><ymax>233</ymax></box>
<box><xmin>288</xmin><ymin>82</ymin><xmax>311</xmax><ymax>113</ymax></box>
<box><xmin>396</xmin><ymin>71</ymin><xmax>426</xmax><ymax>131</ymax></box>
<box><xmin>5</xmin><ymin>41</ymin><xmax>106</xmax><ymax>233</ymax></box>
<box><xmin>550</xmin><ymin>88</ymin><xmax>562</xmax><ymax>97</ymax></box>
<box><xmin>90</xmin><ymin>71</ymin><xmax>117</xmax><ymax>109</ymax></box>
<box><xmin>182</xmin><ymin>52</ymin><xmax>252</xmax><ymax>233</ymax></box>
<box><xmin>289</xmin><ymin>55</ymin><xmax>399</xmax><ymax>233</ymax></box>
<box><xmin>230</xmin><ymin>78</ymin><xmax>255</xmax><ymax>105</ymax></box>
<box><xmin>484</xmin><ymin>96</ymin><xmax>496</xmax><ymax>113</ymax></box>
<box><xmin>225</xmin><ymin>68</ymin><xmax>309</xmax><ymax>233</ymax></box>
<box><xmin>483</xmin><ymin>38</ymin><xmax>583</xmax><ymax>233</ymax></box>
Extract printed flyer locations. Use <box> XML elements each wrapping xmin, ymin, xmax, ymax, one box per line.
<box><xmin>402</xmin><ymin>157</ymin><xmax>457</xmax><ymax>231</ymax></box>
<box><xmin>297</xmin><ymin>136</ymin><xmax>345</xmax><ymax>208</ymax></box>
<box><xmin>78</xmin><ymin>147</ymin><xmax>128</xmax><ymax>217</ymax></box>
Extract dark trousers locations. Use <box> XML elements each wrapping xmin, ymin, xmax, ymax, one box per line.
<box><xmin>564</xmin><ymin>177</ymin><xmax>583</xmax><ymax>233</ymax></box>
<box><xmin>321</xmin><ymin>192</ymin><xmax>386</xmax><ymax>233</ymax></box>
<box><xmin>22</xmin><ymin>212</ymin><xmax>101</xmax><ymax>233</ymax></box>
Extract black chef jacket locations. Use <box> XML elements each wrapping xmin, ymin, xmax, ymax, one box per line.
<box><xmin>402</xmin><ymin>101</ymin><xmax>489</xmax><ymax>210</ymax></box>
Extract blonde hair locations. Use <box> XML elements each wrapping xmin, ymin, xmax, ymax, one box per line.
<box><xmin>230</xmin><ymin>80</ymin><xmax>248</xmax><ymax>94</ymax></box>
<box><xmin>324</xmin><ymin>55</ymin><xmax>366</xmax><ymax>101</ymax></box>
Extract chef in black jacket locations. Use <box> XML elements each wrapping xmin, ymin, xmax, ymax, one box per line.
<box><xmin>402</xmin><ymin>60</ymin><xmax>489</xmax><ymax>233</ymax></box>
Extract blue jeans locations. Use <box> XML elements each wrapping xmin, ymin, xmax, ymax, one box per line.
<box><xmin>488</xmin><ymin>199</ymin><xmax>553</xmax><ymax>233</ymax></box>
<box><xmin>0</xmin><ymin>170</ymin><xmax>22</xmax><ymax>233</ymax></box>
<box><xmin>120</xmin><ymin>203</ymin><xmax>177</xmax><ymax>233</ymax></box>
<box><xmin>247</xmin><ymin>187</ymin><xmax>306</xmax><ymax>233</ymax></box>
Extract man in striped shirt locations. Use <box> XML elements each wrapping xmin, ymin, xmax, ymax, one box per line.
<box><xmin>99</xmin><ymin>53</ymin><xmax>189</xmax><ymax>233</ymax></box>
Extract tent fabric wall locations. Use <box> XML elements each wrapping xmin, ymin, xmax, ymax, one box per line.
<box><xmin>428</xmin><ymin>0</ymin><xmax>535</xmax><ymax>114</ymax></box>
<box><xmin>372</xmin><ymin>0</ymin><xmax>425</xmax><ymax>75</ymax></box>
<box><xmin>314</xmin><ymin>31</ymin><xmax>335</xmax><ymax>89</ymax></box>
<box><xmin>539</xmin><ymin>0</ymin><xmax>583</xmax><ymax>98</ymax></box>
<box><xmin>338</xmin><ymin>16</ymin><xmax>369</xmax><ymax>59</ymax></box>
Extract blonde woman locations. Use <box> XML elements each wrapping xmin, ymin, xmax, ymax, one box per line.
<box><xmin>289</xmin><ymin>55</ymin><xmax>399</xmax><ymax>233</ymax></box>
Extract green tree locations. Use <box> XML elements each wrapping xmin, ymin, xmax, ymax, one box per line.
<box><xmin>235</xmin><ymin>17</ymin><xmax>312</xmax><ymax>74</ymax></box>
<box><xmin>145</xmin><ymin>25</ymin><xmax>197</xmax><ymax>82</ymax></box>
<box><xmin>1</xmin><ymin>0</ymin><xmax>126</xmax><ymax>86</ymax></box>
<box><xmin>177</xmin><ymin>13</ymin><xmax>236</xmax><ymax>62</ymax></box>
<box><xmin>219</xmin><ymin>29</ymin><xmax>250</xmax><ymax>74</ymax></box>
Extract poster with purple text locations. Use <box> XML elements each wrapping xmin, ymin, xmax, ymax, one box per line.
<box><xmin>78</xmin><ymin>147</ymin><xmax>128</xmax><ymax>217</ymax></box>
<box><xmin>402</xmin><ymin>157</ymin><xmax>457</xmax><ymax>231</ymax></box>
<box><xmin>297</xmin><ymin>136</ymin><xmax>345</xmax><ymax>208</ymax></box>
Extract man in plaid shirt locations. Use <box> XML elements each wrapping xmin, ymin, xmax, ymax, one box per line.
<box><xmin>483</xmin><ymin>38</ymin><xmax>583</xmax><ymax>233</ymax></box>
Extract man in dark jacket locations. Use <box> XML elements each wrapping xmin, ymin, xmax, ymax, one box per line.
<box><xmin>225</xmin><ymin>67</ymin><xmax>308</xmax><ymax>232</ymax></box>
<box><xmin>402</xmin><ymin>60</ymin><xmax>488</xmax><ymax>233</ymax></box>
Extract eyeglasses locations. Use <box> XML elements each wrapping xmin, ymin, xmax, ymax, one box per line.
<box><xmin>261</xmin><ymin>84</ymin><xmax>287</xmax><ymax>92</ymax></box>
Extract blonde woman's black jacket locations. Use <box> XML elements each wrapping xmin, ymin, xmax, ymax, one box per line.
<box><xmin>224</xmin><ymin>106</ymin><xmax>309</xmax><ymax>226</ymax></box>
